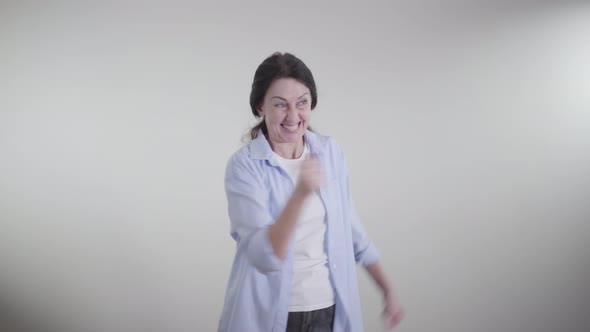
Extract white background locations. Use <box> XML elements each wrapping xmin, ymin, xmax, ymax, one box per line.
<box><xmin>1</xmin><ymin>1</ymin><xmax>589</xmax><ymax>331</ymax></box>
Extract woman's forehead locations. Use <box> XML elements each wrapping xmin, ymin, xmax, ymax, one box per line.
<box><xmin>267</xmin><ymin>78</ymin><xmax>310</xmax><ymax>98</ymax></box>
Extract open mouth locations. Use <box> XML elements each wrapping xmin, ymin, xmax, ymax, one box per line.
<box><xmin>281</xmin><ymin>122</ymin><xmax>300</xmax><ymax>132</ymax></box>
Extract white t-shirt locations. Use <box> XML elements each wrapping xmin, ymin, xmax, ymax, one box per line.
<box><xmin>273</xmin><ymin>144</ymin><xmax>335</xmax><ymax>312</ymax></box>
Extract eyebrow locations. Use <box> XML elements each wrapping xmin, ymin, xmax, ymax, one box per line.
<box><xmin>270</xmin><ymin>93</ymin><xmax>310</xmax><ymax>101</ymax></box>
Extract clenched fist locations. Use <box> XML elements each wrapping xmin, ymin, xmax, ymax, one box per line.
<box><xmin>296</xmin><ymin>154</ymin><xmax>323</xmax><ymax>195</ymax></box>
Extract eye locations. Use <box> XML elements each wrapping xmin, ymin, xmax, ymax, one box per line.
<box><xmin>297</xmin><ymin>99</ymin><xmax>308</xmax><ymax>107</ymax></box>
<box><xmin>275</xmin><ymin>103</ymin><xmax>286</xmax><ymax>108</ymax></box>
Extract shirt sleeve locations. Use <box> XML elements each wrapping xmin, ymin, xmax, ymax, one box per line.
<box><xmin>225</xmin><ymin>154</ymin><xmax>283</xmax><ymax>274</ymax></box>
<box><xmin>349</xmin><ymin>193</ymin><xmax>380</xmax><ymax>266</ymax></box>
<box><xmin>337</xmin><ymin>143</ymin><xmax>381</xmax><ymax>266</ymax></box>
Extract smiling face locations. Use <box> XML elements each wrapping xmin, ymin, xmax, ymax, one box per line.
<box><xmin>257</xmin><ymin>78</ymin><xmax>312</xmax><ymax>149</ymax></box>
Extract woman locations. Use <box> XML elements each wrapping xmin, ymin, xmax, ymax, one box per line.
<box><xmin>218</xmin><ymin>52</ymin><xmax>403</xmax><ymax>332</ymax></box>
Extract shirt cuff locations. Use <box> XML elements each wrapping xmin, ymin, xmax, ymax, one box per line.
<box><xmin>247</xmin><ymin>227</ymin><xmax>284</xmax><ymax>274</ymax></box>
<box><xmin>356</xmin><ymin>242</ymin><xmax>380</xmax><ymax>267</ymax></box>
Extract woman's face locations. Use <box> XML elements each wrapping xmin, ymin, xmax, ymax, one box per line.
<box><xmin>257</xmin><ymin>78</ymin><xmax>312</xmax><ymax>146</ymax></box>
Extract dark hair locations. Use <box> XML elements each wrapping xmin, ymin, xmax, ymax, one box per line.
<box><xmin>249</xmin><ymin>52</ymin><xmax>317</xmax><ymax>139</ymax></box>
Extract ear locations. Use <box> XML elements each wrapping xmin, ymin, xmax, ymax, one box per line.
<box><xmin>257</xmin><ymin>107</ymin><xmax>264</xmax><ymax>117</ymax></box>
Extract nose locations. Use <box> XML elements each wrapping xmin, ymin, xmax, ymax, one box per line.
<box><xmin>285</xmin><ymin>105</ymin><xmax>299</xmax><ymax>122</ymax></box>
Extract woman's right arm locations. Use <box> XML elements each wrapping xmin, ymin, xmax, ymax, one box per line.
<box><xmin>268</xmin><ymin>154</ymin><xmax>321</xmax><ymax>260</ymax></box>
<box><xmin>225</xmin><ymin>154</ymin><xmax>321</xmax><ymax>272</ymax></box>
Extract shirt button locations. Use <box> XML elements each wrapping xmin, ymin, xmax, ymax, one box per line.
<box><xmin>332</xmin><ymin>263</ymin><xmax>337</xmax><ymax>269</ymax></box>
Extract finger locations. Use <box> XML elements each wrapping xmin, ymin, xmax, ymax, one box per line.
<box><xmin>390</xmin><ymin>309</ymin><xmax>404</xmax><ymax>326</ymax></box>
<box><xmin>306</xmin><ymin>154</ymin><xmax>321</xmax><ymax>167</ymax></box>
<box><xmin>302</xmin><ymin>156</ymin><xmax>318</xmax><ymax>170</ymax></box>
<box><xmin>383</xmin><ymin>309</ymin><xmax>403</xmax><ymax>329</ymax></box>
<box><xmin>387</xmin><ymin>316</ymin><xmax>400</xmax><ymax>329</ymax></box>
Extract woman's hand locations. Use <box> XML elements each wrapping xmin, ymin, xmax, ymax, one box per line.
<box><xmin>296</xmin><ymin>154</ymin><xmax>322</xmax><ymax>195</ymax></box>
<box><xmin>382</xmin><ymin>291</ymin><xmax>404</xmax><ymax>330</ymax></box>
<box><xmin>364</xmin><ymin>262</ymin><xmax>404</xmax><ymax>329</ymax></box>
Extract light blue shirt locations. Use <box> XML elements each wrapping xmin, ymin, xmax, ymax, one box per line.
<box><xmin>218</xmin><ymin>130</ymin><xmax>380</xmax><ymax>332</ymax></box>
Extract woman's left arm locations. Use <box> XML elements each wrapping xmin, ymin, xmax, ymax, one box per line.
<box><xmin>365</xmin><ymin>261</ymin><xmax>405</xmax><ymax>329</ymax></box>
<box><xmin>333</xmin><ymin>139</ymin><xmax>404</xmax><ymax>328</ymax></box>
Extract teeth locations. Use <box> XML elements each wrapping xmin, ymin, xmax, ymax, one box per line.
<box><xmin>283</xmin><ymin>124</ymin><xmax>298</xmax><ymax>131</ymax></box>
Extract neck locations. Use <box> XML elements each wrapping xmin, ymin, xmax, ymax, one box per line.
<box><xmin>269</xmin><ymin>137</ymin><xmax>305</xmax><ymax>159</ymax></box>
